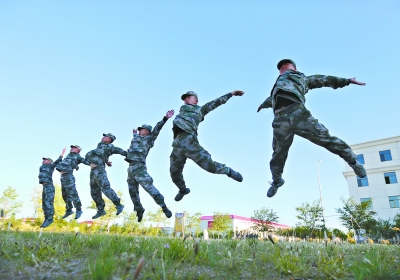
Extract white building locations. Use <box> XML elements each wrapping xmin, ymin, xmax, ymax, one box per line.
<box><xmin>199</xmin><ymin>214</ymin><xmax>290</xmax><ymax>233</ymax></box>
<box><xmin>342</xmin><ymin>136</ymin><xmax>400</xmax><ymax>221</ymax></box>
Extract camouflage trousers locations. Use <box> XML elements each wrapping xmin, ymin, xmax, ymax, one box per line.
<box><xmin>270</xmin><ymin>107</ymin><xmax>357</xmax><ymax>181</ymax></box>
<box><xmin>170</xmin><ymin>134</ymin><xmax>229</xmax><ymax>191</ymax></box>
<box><xmin>90</xmin><ymin>167</ymin><xmax>121</xmax><ymax>211</ymax></box>
<box><xmin>60</xmin><ymin>173</ymin><xmax>82</xmax><ymax>211</ymax></box>
<box><xmin>41</xmin><ymin>182</ymin><xmax>55</xmax><ymax>219</ymax></box>
<box><xmin>127</xmin><ymin>162</ymin><xmax>166</xmax><ymax>212</ymax></box>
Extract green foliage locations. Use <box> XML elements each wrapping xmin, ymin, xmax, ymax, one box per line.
<box><xmin>0</xmin><ymin>186</ymin><xmax>23</xmax><ymax>217</ymax></box>
<box><xmin>251</xmin><ymin>207</ymin><xmax>279</xmax><ymax>232</ymax></box>
<box><xmin>295</xmin><ymin>200</ymin><xmax>324</xmax><ymax>236</ymax></box>
<box><xmin>185</xmin><ymin>211</ymin><xmax>202</xmax><ymax>236</ymax></box>
<box><xmin>211</xmin><ymin>212</ymin><xmax>231</xmax><ymax>238</ymax></box>
<box><xmin>332</xmin><ymin>228</ymin><xmax>347</xmax><ymax>240</ymax></box>
<box><xmin>393</xmin><ymin>213</ymin><xmax>400</xmax><ymax>228</ymax></box>
<box><xmin>147</xmin><ymin>209</ymin><xmax>170</xmax><ymax>236</ymax></box>
<box><xmin>369</xmin><ymin>218</ymin><xmax>396</xmax><ymax>240</ymax></box>
<box><xmin>31</xmin><ymin>184</ymin><xmax>72</xmax><ymax>229</ymax></box>
<box><xmin>121</xmin><ymin>212</ymin><xmax>145</xmax><ymax>235</ymax></box>
<box><xmin>336</xmin><ymin>197</ymin><xmax>377</xmax><ymax>241</ymax></box>
<box><xmin>86</xmin><ymin>190</ymin><xmax>125</xmax><ymax>231</ymax></box>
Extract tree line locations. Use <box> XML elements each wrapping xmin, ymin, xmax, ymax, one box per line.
<box><xmin>1</xmin><ymin>186</ymin><xmax>400</xmax><ymax>242</ymax></box>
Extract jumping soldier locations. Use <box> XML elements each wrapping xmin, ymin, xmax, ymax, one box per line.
<box><xmin>125</xmin><ymin>110</ymin><xmax>174</xmax><ymax>222</ymax></box>
<box><xmin>56</xmin><ymin>145</ymin><xmax>90</xmax><ymax>219</ymax></box>
<box><xmin>257</xmin><ymin>59</ymin><xmax>366</xmax><ymax>198</ymax></box>
<box><xmin>85</xmin><ymin>133</ymin><xmax>127</xmax><ymax>219</ymax></box>
<box><xmin>38</xmin><ymin>147</ymin><xmax>66</xmax><ymax>228</ymax></box>
<box><xmin>170</xmin><ymin>90</ymin><xmax>244</xmax><ymax>202</ymax></box>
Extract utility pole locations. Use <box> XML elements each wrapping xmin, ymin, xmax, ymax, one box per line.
<box><xmin>316</xmin><ymin>160</ymin><xmax>327</xmax><ymax>239</ymax></box>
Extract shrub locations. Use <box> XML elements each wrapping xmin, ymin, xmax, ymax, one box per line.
<box><xmin>348</xmin><ymin>238</ymin><xmax>356</xmax><ymax>244</ymax></box>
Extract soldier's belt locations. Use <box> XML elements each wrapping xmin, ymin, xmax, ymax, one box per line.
<box><xmin>129</xmin><ymin>161</ymin><xmax>146</xmax><ymax>166</ymax></box>
<box><xmin>175</xmin><ymin>131</ymin><xmax>191</xmax><ymax>138</ymax></box>
<box><xmin>274</xmin><ymin>103</ymin><xmax>304</xmax><ymax>117</ymax></box>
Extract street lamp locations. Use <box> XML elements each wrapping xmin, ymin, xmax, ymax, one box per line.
<box><xmin>316</xmin><ymin>160</ymin><xmax>327</xmax><ymax>239</ymax></box>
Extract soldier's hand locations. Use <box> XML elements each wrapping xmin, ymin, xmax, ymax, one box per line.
<box><xmin>106</xmin><ymin>162</ymin><xmax>112</xmax><ymax>167</ymax></box>
<box><xmin>257</xmin><ymin>104</ymin><xmax>263</xmax><ymax>113</ymax></box>
<box><xmin>166</xmin><ymin>110</ymin><xmax>175</xmax><ymax>119</ymax></box>
<box><xmin>133</xmin><ymin>129</ymin><xmax>138</xmax><ymax>134</ymax></box>
<box><xmin>349</xmin><ymin>78</ymin><xmax>366</xmax><ymax>86</ymax></box>
<box><xmin>231</xmin><ymin>90</ymin><xmax>244</xmax><ymax>96</ymax></box>
<box><xmin>61</xmin><ymin>147</ymin><xmax>66</xmax><ymax>157</ymax></box>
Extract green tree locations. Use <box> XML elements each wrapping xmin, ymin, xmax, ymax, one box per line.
<box><xmin>251</xmin><ymin>207</ymin><xmax>279</xmax><ymax>233</ymax></box>
<box><xmin>369</xmin><ymin>218</ymin><xmax>395</xmax><ymax>240</ymax></box>
<box><xmin>336</xmin><ymin>197</ymin><xmax>377</xmax><ymax>242</ymax></box>
<box><xmin>87</xmin><ymin>190</ymin><xmax>124</xmax><ymax>232</ymax></box>
<box><xmin>393</xmin><ymin>213</ymin><xmax>400</xmax><ymax>228</ymax></box>
<box><xmin>332</xmin><ymin>228</ymin><xmax>347</xmax><ymax>240</ymax></box>
<box><xmin>295</xmin><ymin>200</ymin><xmax>323</xmax><ymax>236</ymax></box>
<box><xmin>31</xmin><ymin>184</ymin><xmax>71</xmax><ymax>227</ymax></box>
<box><xmin>121</xmin><ymin>212</ymin><xmax>146</xmax><ymax>234</ymax></box>
<box><xmin>0</xmin><ymin>186</ymin><xmax>23</xmax><ymax>218</ymax></box>
<box><xmin>186</xmin><ymin>212</ymin><xmax>202</xmax><ymax>237</ymax></box>
<box><xmin>211</xmin><ymin>212</ymin><xmax>231</xmax><ymax>239</ymax></box>
<box><xmin>31</xmin><ymin>185</ymin><xmax>64</xmax><ymax>218</ymax></box>
<box><xmin>147</xmin><ymin>209</ymin><xmax>170</xmax><ymax>236</ymax></box>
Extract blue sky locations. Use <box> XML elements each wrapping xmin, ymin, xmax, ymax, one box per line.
<box><xmin>1</xmin><ymin>1</ymin><xmax>399</xmax><ymax>230</ymax></box>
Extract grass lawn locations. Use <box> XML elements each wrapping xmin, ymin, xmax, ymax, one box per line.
<box><xmin>1</xmin><ymin>231</ymin><xmax>400</xmax><ymax>279</ymax></box>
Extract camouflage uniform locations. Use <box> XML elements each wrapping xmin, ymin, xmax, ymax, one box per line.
<box><xmin>85</xmin><ymin>142</ymin><xmax>127</xmax><ymax>211</ymax></box>
<box><xmin>38</xmin><ymin>156</ymin><xmax>63</xmax><ymax>220</ymax></box>
<box><xmin>170</xmin><ymin>93</ymin><xmax>234</xmax><ymax>191</ymax></box>
<box><xmin>125</xmin><ymin>117</ymin><xmax>169</xmax><ymax>212</ymax></box>
<box><xmin>56</xmin><ymin>152</ymin><xmax>90</xmax><ymax>212</ymax></box>
<box><xmin>260</xmin><ymin>70</ymin><xmax>358</xmax><ymax>182</ymax></box>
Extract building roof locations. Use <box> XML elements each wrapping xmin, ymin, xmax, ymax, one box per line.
<box><xmin>200</xmin><ymin>214</ymin><xmax>290</xmax><ymax>229</ymax></box>
<box><xmin>349</xmin><ymin>135</ymin><xmax>400</xmax><ymax>149</ymax></box>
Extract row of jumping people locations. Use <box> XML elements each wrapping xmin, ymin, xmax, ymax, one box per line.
<box><xmin>38</xmin><ymin>90</ymin><xmax>245</xmax><ymax>228</ymax></box>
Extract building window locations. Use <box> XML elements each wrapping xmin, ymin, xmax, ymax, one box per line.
<box><xmin>356</xmin><ymin>154</ymin><xmax>365</xmax><ymax>164</ymax></box>
<box><xmin>384</xmin><ymin>172</ymin><xmax>398</xmax><ymax>184</ymax></box>
<box><xmin>379</xmin><ymin>150</ymin><xmax>392</xmax><ymax>162</ymax></box>
<box><xmin>389</xmin><ymin>196</ymin><xmax>400</xmax><ymax>208</ymax></box>
<box><xmin>360</xmin><ymin>198</ymin><xmax>373</xmax><ymax>210</ymax></box>
<box><xmin>357</xmin><ymin>176</ymin><xmax>369</xmax><ymax>187</ymax></box>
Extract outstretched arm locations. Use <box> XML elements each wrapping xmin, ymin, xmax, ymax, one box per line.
<box><xmin>257</xmin><ymin>96</ymin><xmax>273</xmax><ymax>112</ymax></box>
<box><xmin>307</xmin><ymin>75</ymin><xmax>355</xmax><ymax>90</ymax></box>
<box><xmin>150</xmin><ymin>110</ymin><xmax>174</xmax><ymax>143</ymax></box>
<box><xmin>107</xmin><ymin>145</ymin><xmax>128</xmax><ymax>167</ymax></box>
<box><xmin>349</xmin><ymin>77</ymin><xmax>366</xmax><ymax>86</ymax></box>
<box><xmin>201</xmin><ymin>90</ymin><xmax>244</xmax><ymax>116</ymax></box>
<box><xmin>78</xmin><ymin>154</ymin><xmax>91</xmax><ymax>166</ymax></box>
<box><xmin>50</xmin><ymin>147</ymin><xmax>66</xmax><ymax>168</ymax></box>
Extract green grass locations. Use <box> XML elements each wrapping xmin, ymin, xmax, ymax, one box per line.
<box><xmin>1</xmin><ymin>231</ymin><xmax>400</xmax><ymax>279</ymax></box>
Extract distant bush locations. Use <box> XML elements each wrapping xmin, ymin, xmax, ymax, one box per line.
<box><xmin>348</xmin><ymin>238</ymin><xmax>356</xmax><ymax>244</ymax></box>
<box><xmin>366</xmin><ymin>238</ymin><xmax>374</xmax><ymax>244</ymax></box>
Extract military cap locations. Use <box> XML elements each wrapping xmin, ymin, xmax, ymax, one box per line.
<box><xmin>277</xmin><ymin>59</ymin><xmax>296</xmax><ymax>70</ymax></box>
<box><xmin>103</xmin><ymin>133</ymin><xmax>116</xmax><ymax>142</ymax></box>
<box><xmin>181</xmin><ymin>91</ymin><xmax>198</xmax><ymax>101</ymax></box>
<box><xmin>42</xmin><ymin>157</ymin><xmax>53</xmax><ymax>163</ymax></box>
<box><xmin>138</xmin><ymin>124</ymin><xmax>152</xmax><ymax>133</ymax></box>
<box><xmin>70</xmin><ymin>145</ymin><xmax>82</xmax><ymax>151</ymax></box>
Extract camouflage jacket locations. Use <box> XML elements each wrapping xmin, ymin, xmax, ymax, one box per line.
<box><xmin>56</xmin><ymin>152</ymin><xmax>90</xmax><ymax>174</ymax></box>
<box><xmin>38</xmin><ymin>156</ymin><xmax>63</xmax><ymax>184</ymax></box>
<box><xmin>172</xmin><ymin>93</ymin><xmax>232</xmax><ymax>136</ymax></box>
<box><xmin>85</xmin><ymin>142</ymin><xmax>127</xmax><ymax>169</ymax></box>
<box><xmin>125</xmin><ymin>117</ymin><xmax>168</xmax><ymax>164</ymax></box>
<box><xmin>261</xmin><ymin>70</ymin><xmax>350</xmax><ymax>110</ymax></box>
